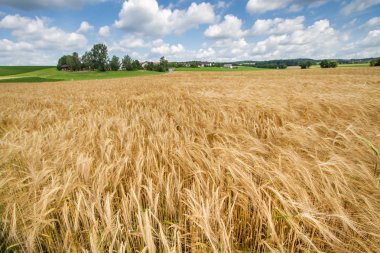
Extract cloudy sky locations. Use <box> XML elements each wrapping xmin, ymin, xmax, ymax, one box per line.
<box><xmin>0</xmin><ymin>0</ymin><xmax>380</xmax><ymax>65</ymax></box>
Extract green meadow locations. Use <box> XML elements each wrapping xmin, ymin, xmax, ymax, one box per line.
<box><xmin>0</xmin><ymin>66</ymin><xmax>162</xmax><ymax>83</ymax></box>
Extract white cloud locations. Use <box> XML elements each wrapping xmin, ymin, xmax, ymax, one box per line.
<box><xmin>342</xmin><ymin>29</ymin><xmax>380</xmax><ymax>58</ymax></box>
<box><xmin>250</xmin><ymin>19</ymin><xmax>340</xmax><ymax>60</ymax></box>
<box><xmin>246</xmin><ymin>0</ymin><xmax>291</xmax><ymax>14</ymax></box>
<box><xmin>114</xmin><ymin>0</ymin><xmax>216</xmax><ymax>37</ymax></box>
<box><xmin>0</xmin><ymin>15</ymin><xmax>87</xmax><ymax>51</ymax></box>
<box><xmin>151</xmin><ymin>40</ymin><xmax>185</xmax><ymax>55</ymax></box>
<box><xmin>118</xmin><ymin>36</ymin><xmax>147</xmax><ymax>48</ymax></box>
<box><xmin>77</xmin><ymin>21</ymin><xmax>94</xmax><ymax>33</ymax></box>
<box><xmin>196</xmin><ymin>47</ymin><xmax>216</xmax><ymax>59</ymax></box>
<box><xmin>0</xmin><ymin>39</ymin><xmax>57</xmax><ymax>65</ymax></box>
<box><xmin>0</xmin><ymin>0</ymin><xmax>106</xmax><ymax>10</ymax></box>
<box><xmin>246</xmin><ymin>0</ymin><xmax>329</xmax><ymax>14</ymax></box>
<box><xmin>341</xmin><ymin>0</ymin><xmax>380</xmax><ymax>15</ymax></box>
<box><xmin>251</xmin><ymin>16</ymin><xmax>305</xmax><ymax>35</ymax></box>
<box><xmin>98</xmin><ymin>26</ymin><xmax>110</xmax><ymax>37</ymax></box>
<box><xmin>361</xmin><ymin>17</ymin><xmax>380</xmax><ymax>29</ymax></box>
<box><xmin>204</xmin><ymin>15</ymin><xmax>247</xmax><ymax>39</ymax></box>
<box><xmin>0</xmin><ymin>14</ymin><xmax>87</xmax><ymax>65</ymax></box>
<box><xmin>360</xmin><ymin>29</ymin><xmax>380</xmax><ymax>47</ymax></box>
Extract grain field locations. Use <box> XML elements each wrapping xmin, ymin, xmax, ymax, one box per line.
<box><xmin>0</xmin><ymin>68</ymin><xmax>380</xmax><ymax>252</ymax></box>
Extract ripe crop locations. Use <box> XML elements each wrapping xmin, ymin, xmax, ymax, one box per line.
<box><xmin>1</xmin><ymin>68</ymin><xmax>379</xmax><ymax>252</ymax></box>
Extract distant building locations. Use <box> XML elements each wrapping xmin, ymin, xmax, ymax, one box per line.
<box><xmin>61</xmin><ymin>64</ymin><xmax>69</xmax><ymax>71</ymax></box>
<box><xmin>224</xmin><ymin>64</ymin><xmax>233</xmax><ymax>69</ymax></box>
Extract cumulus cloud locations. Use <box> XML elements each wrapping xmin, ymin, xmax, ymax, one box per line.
<box><xmin>342</xmin><ymin>29</ymin><xmax>380</xmax><ymax>58</ymax></box>
<box><xmin>0</xmin><ymin>14</ymin><xmax>87</xmax><ymax>51</ymax></box>
<box><xmin>0</xmin><ymin>0</ymin><xmax>106</xmax><ymax>10</ymax></box>
<box><xmin>204</xmin><ymin>15</ymin><xmax>247</xmax><ymax>39</ymax></box>
<box><xmin>196</xmin><ymin>47</ymin><xmax>216</xmax><ymax>59</ymax></box>
<box><xmin>251</xmin><ymin>16</ymin><xmax>305</xmax><ymax>35</ymax></box>
<box><xmin>151</xmin><ymin>39</ymin><xmax>185</xmax><ymax>55</ymax></box>
<box><xmin>108</xmin><ymin>36</ymin><xmax>147</xmax><ymax>54</ymax></box>
<box><xmin>114</xmin><ymin>0</ymin><xmax>216</xmax><ymax>37</ymax></box>
<box><xmin>246</xmin><ymin>0</ymin><xmax>291</xmax><ymax>14</ymax></box>
<box><xmin>77</xmin><ymin>21</ymin><xmax>94</xmax><ymax>33</ymax></box>
<box><xmin>251</xmin><ymin>19</ymin><xmax>339</xmax><ymax>59</ymax></box>
<box><xmin>341</xmin><ymin>0</ymin><xmax>380</xmax><ymax>15</ymax></box>
<box><xmin>0</xmin><ymin>14</ymin><xmax>87</xmax><ymax>65</ymax></box>
<box><xmin>98</xmin><ymin>26</ymin><xmax>110</xmax><ymax>37</ymax></box>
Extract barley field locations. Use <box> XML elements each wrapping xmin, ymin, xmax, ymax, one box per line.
<box><xmin>0</xmin><ymin>68</ymin><xmax>380</xmax><ymax>252</ymax></box>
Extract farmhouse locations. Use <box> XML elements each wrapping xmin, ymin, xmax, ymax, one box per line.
<box><xmin>60</xmin><ymin>64</ymin><xmax>69</xmax><ymax>71</ymax></box>
<box><xmin>224</xmin><ymin>64</ymin><xmax>233</xmax><ymax>68</ymax></box>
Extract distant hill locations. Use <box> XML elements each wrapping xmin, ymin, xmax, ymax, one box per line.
<box><xmin>171</xmin><ymin>57</ymin><xmax>378</xmax><ymax>69</ymax></box>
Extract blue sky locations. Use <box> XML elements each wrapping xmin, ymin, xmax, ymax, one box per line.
<box><xmin>0</xmin><ymin>0</ymin><xmax>380</xmax><ymax>65</ymax></box>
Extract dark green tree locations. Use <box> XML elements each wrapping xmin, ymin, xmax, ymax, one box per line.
<box><xmin>132</xmin><ymin>60</ymin><xmax>141</xmax><ymax>70</ymax></box>
<box><xmin>157</xmin><ymin>56</ymin><xmax>169</xmax><ymax>72</ymax></box>
<box><xmin>370</xmin><ymin>58</ymin><xmax>380</xmax><ymax>66</ymax></box>
<box><xmin>70</xmin><ymin>52</ymin><xmax>81</xmax><ymax>71</ymax></box>
<box><xmin>110</xmin><ymin>55</ymin><xmax>121</xmax><ymax>71</ymax></box>
<box><xmin>122</xmin><ymin>55</ymin><xmax>133</xmax><ymax>71</ymax></box>
<box><xmin>144</xmin><ymin>62</ymin><xmax>154</xmax><ymax>71</ymax></box>
<box><xmin>320</xmin><ymin>60</ymin><xmax>338</xmax><ymax>68</ymax></box>
<box><xmin>57</xmin><ymin>54</ymin><xmax>81</xmax><ymax>71</ymax></box>
<box><xmin>300</xmin><ymin>61</ymin><xmax>312</xmax><ymax>69</ymax></box>
<box><xmin>190</xmin><ymin>61</ymin><xmax>198</xmax><ymax>68</ymax></box>
<box><xmin>90</xmin><ymin>44</ymin><xmax>108</xmax><ymax>71</ymax></box>
<box><xmin>57</xmin><ymin>55</ymin><xmax>67</xmax><ymax>71</ymax></box>
<box><xmin>81</xmin><ymin>51</ymin><xmax>93</xmax><ymax>70</ymax></box>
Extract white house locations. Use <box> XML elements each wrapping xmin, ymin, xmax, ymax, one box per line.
<box><xmin>224</xmin><ymin>64</ymin><xmax>233</xmax><ymax>69</ymax></box>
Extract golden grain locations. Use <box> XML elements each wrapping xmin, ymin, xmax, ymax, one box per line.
<box><xmin>0</xmin><ymin>68</ymin><xmax>380</xmax><ymax>252</ymax></box>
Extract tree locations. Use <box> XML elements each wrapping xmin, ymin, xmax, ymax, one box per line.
<box><xmin>157</xmin><ymin>56</ymin><xmax>169</xmax><ymax>72</ymax></box>
<box><xmin>81</xmin><ymin>51</ymin><xmax>93</xmax><ymax>70</ymax></box>
<box><xmin>70</xmin><ymin>52</ymin><xmax>81</xmax><ymax>71</ymax></box>
<box><xmin>370</xmin><ymin>58</ymin><xmax>380</xmax><ymax>66</ymax></box>
<box><xmin>144</xmin><ymin>62</ymin><xmax>154</xmax><ymax>71</ymax></box>
<box><xmin>300</xmin><ymin>61</ymin><xmax>312</xmax><ymax>69</ymax></box>
<box><xmin>122</xmin><ymin>55</ymin><xmax>133</xmax><ymax>71</ymax></box>
<box><xmin>90</xmin><ymin>44</ymin><xmax>108</xmax><ymax>71</ymax></box>
<box><xmin>110</xmin><ymin>55</ymin><xmax>121</xmax><ymax>71</ymax></box>
<box><xmin>190</xmin><ymin>61</ymin><xmax>198</xmax><ymax>68</ymax></box>
<box><xmin>132</xmin><ymin>60</ymin><xmax>141</xmax><ymax>70</ymax></box>
<box><xmin>57</xmin><ymin>54</ymin><xmax>81</xmax><ymax>71</ymax></box>
<box><xmin>57</xmin><ymin>55</ymin><xmax>67</xmax><ymax>71</ymax></box>
<box><xmin>320</xmin><ymin>59</ymin><xmax>338</xmax><ymax>68</ymax></box>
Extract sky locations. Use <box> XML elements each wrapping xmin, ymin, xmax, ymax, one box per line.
<box><xmin>0</xmin><ymin>0</ymin><xmax>380</xmax><ymax>65</ymax></box>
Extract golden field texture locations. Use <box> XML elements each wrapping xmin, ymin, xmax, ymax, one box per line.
<box><xmin>0</xmin><ymin>68</ymin><xmax>380</xmax><ymax>252</ymax></box>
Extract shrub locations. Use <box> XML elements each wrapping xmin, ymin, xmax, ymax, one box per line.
<box><xmin>370</xmin><ymin>58</ymin><xmax>380</xmax><ymax>67</ymax></box>
<box><xmin>300</xmin><ymin>62</ymin><xmax>312</xmax><ymax>69</ymax></box>
<box><xmin>320</xmin><ymin>60</ymin><xmax>338</xmax><ymax>68</ymax></box>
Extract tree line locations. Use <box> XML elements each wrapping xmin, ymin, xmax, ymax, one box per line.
<box><xmin>57</xmin><ymin>44</ymin><xmax>169</xmax><ymax>72</ymax></box>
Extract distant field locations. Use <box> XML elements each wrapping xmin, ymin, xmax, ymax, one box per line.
<box><xmin>0</xmin><ymin>67</ymin><xmax>162</xmax><ymax>83</ymax></box>
<box><xmin>1</xmin><ymin>68</ymin><xmax>379</xmax><ymax>252</ymax></box>
<box><xmin>338</xmin><ymin>63</ymin><xmax>370</xmax><ymax>67</ymax></box>
<box><xmin>175</xmin><ymin>66</ymin><xmax>269</xmax><ymax>71</ymax></box>
<box><xmin>0</xmin><ymin>66</ymin><xmax>52</xmax><ymax>76</ymax></box>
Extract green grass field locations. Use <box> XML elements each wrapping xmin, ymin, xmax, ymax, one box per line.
<box><xmin>338</xmin><ymin>63</ymin><xmax>370</xmax><ymax>67</ymax></box>
<box><xmin>0</xmin><ymin>67</ymin><xmax>162</xmax><ymax>83</ymax></box>
<box><xmin>175</xmin><ymin>66</ymin><xmax>269</xmax><ymax>71</ymax></box>
<box><xmin>0</xmin><ymin>64</ymin><xmax>371</xmax><ymax>83</ymax></box>
<box><xmin>0</xmin><ymin>66</ymin><xmax>53</xmax><ymax>76</ymax></box>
